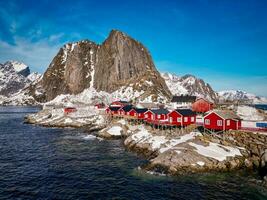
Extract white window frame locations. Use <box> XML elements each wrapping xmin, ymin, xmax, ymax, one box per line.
<box><xmin>191</xmin><ymin>117</ymin><xmax>194</xmax><ymax>122</ymax></box>
<box><xmin>217</xmin><ymin>120</ymin><xmax>223</xmax><ymax>126</ymax></box>
<box><xmin>177</xmin><ymin>118</ymin><xmax>181</xmax><ymax>122</ymax></box>
<box><xmin>157</xmin><ymin>115</ymin><xmax>161</xmax><ymax>119</ymax></box>
<box><xmin>169</xmin><ymin>117</ymin><xmax>173</xmax><ymax>123</ymax></box>
<box><xmin>226</xmin><ymin>120</ymin><xmax>230</xmax><ymax>126</ymax></box>
<box><xmin>145</xmin><ymin>114</ymin><xmax>148</xmax><ymax>118</ymax></box>
<box><xmin>205</xmin><ymin>119</ymin><xmax>210</xmax><ymax>125</ymax></box>
<box><xmin>184</xmin><ymin>117</ymin><xmax>188</xmax><ymax>122</ymax></box>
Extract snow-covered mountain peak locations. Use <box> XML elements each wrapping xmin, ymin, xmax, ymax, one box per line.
<box><xmin>161</xmin><ymin>72</ymin><xmax>218</xmax><ymax>102</ymax></box>
<box><xmin>218</xmin><ymin>90</ymin><xmax>267</xmax><ymax>104</ymax></box>
<box><xmin>4</xmin><ymin>60</ymin><xmax>30</xmax><ymax>77</ymax></box>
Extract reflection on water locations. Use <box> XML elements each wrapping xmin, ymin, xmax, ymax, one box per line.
<box><xmin>0</xmin><ymin>106</ymin><xmax>266</xmax><ymax>200</ymax></box>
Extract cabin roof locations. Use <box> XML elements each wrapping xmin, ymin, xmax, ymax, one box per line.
<box><xmin>171</xmin><ymin>95</ymin><xmax>196</xmax><ymax>103</ymax></box>
<box><xmin>150</xmin><ymin>108</ymin><xmax>169</xmax><ymax>115</ymax></box>
<box><xmin>175</xmin><ymin>109</ymin><xmax>196</xmax><ymax>116</ymax></box>
<box><xmin>134</xmin><ymin>108</ymin><xmax>148</xmax><ymax>113</ymax></box>
<box><xmin>195</xmin><ymin>98</ymin><xmax>213</xmax><ymax>104</ymax></box>
<box><xmin>120</xmin><ymin>105</ymin><xmax>133</xmax><ymax>112</ymax></box>
<box><xmin>108</xmin><ymin>106</ymin><xmax>121</xmax><ymax>111</ymax></box>
<box><xmin>206</xmin><ymin>110</ymin><xmax>240</xmax><ymax>120</ymax></box>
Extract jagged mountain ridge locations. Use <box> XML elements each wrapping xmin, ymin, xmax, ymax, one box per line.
<box><xmin>161</xmin><ymin>72</ymin><xmax>218</xmax><ymax>102</ymax></box>
<box><xmin>218</xmin><ymin>90</ymin><xmax>267</xmax><ymax>104</ymax></box>
<box><xmin>0</xmin><ymin>61</ymin><xmax>31</xmax><ymax>96</ymax></box>
<box><xmin>40</xmin><ymin>30</ymin><xmax>171</xmax><ymax>102</ymax></box>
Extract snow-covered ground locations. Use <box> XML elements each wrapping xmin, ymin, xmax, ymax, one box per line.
<box><xmin>189</xmin><ymin>142</ymin><xmax>242</xmax><ymax>162</ymax></box>
<box><xmin>27</xmin><ymin>106</ymin><xmax>105</xmax><ymax>128</ymax></box>
<box><xmin>237</xmin><ymin>105</ymin><xmax>264</xmax><ymax>121</ymax></box>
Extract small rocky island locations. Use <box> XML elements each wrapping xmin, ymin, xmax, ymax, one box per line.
<box><xmin>25</xmin><ymin>105</ymin><xmax>267</xmax><ymax>188</ymax></box>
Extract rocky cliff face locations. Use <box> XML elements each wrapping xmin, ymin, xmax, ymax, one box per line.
<box><xmin>162</xmin><ymin>73</ymin><xmax>218</xmax><ymax>102</ymax></box>
<box><xmin>0</xmin><ymin>61</ymin><xmax>31</xmax><ymax>96</ymax></box>
<box><xmin>41</xmin><ymin>30</ymin><xmax>171</xmax><ymax>102</ymax></box>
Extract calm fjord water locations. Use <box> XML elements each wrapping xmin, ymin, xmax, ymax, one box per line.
<box><xmin>0</xmin><ymin>106</ymin><xmax>267</xmax><ymax>200</ymax></box>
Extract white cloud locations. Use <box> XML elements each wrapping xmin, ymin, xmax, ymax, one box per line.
<box><xmin>0</xmin><ymin>34</ymin><xmax>65</xmax><ymax>73</ymax></box>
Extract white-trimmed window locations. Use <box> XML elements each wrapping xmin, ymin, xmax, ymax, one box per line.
<box><xmin>205</xmin><ymin>119</ymin><xmax>210</xmax><ymax>125</ymax></box>
<box><xmin>157</xmin><ymin>115</ymin><xmax>161</xmax><ymax>119</ymax></box>
<box><xmin>226</xmin><ymin>120</ymin><xmax>230</xmax><ymax>126</ymax></box>
<box><xmin>177</xmin><ymin>118</ymin><xmax>181</xmax><ymax>122</ymax></box>
<box><xmin>217</xmin><ymin>120</ymin><xmax>223</xmax><ymax>126</ymax></box>
<box><xmin>169</xmin><ymin>117</ymin><xmax>173</xmax><ymax>123</ymax></box>
<box><xmin>151</xmin><ymin>115</ymin><xmax>154</xmax><ymax>120</ymax></box>
<box><xmin>184</xmin><ymin>117</ymin><xmax>188</xmax><ymax>122</ymax></box>
<box><xmin>191</xmin><ymin>117</ymin><xmax>194</xmax><ymax>122</ymax></box>
<box><xmin>145</xmin><ymin>114</ymin><xmax>148</xmax><ymax>118</ymax></box>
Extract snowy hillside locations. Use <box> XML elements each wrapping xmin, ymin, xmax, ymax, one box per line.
<box><xmin>161</xmin><ymin>72</ymin><xmax>218</xmax><ymax>102</ymax></box>
<box><xmin>0</xmin><ymin>61</ymin><xmax>42</xmax><ymax>105</ymax></box>
<box><xmin>4</xmin><ymin>61</ymin><xmax>30</xmax><ymax>77</ymax></box>
<box><xmin>218</xmin><ymin>90</ymin><xmax>267</xmax><ymax>104</ymax></box>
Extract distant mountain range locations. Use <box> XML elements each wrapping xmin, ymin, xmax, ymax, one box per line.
<box><xmin>0</xmin><ymin>30</ymin><xmax>266</xmax><ymax>106</ymax></box>
<box><xmin>161</xmin><ymin>72</ymin><xmax>218</xmax><ymax>102</ymax></box>
<box><xmin>0</xmin><ymin>61</ymin><xmax>42</xmax><ymax>105</ymax></box>
<box><xmin>218</xmin><ymin>90</ymin><xmax>267</xmax><ymax>104</ymax></box>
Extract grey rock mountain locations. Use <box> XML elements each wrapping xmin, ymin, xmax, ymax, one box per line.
<box><xmin>161</xmin><ymin>72</ymin><xmax>218</xmax><ymax>102</ymax></box>
<box><xmin>0</xmin><ymin>61</ymin><xmax>31</xmax><ymax>96</ymax></box>
<box><xmin>40</xmin><ymin>30</ymin><xmax>172</xmax><ymax>102</ymax></box>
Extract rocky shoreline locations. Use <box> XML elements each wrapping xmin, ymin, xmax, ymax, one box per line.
<box><xmin>25</xmin><ymin>108</ymin><xmax>267</xmax><ymax>188</ymax></box>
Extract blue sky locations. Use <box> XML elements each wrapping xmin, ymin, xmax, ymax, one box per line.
<box><xmin>0</xmin><ymin>0</ymin><xmax>266</xmax><ymax>96</ymax></box>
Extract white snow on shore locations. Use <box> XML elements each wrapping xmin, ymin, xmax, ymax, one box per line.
<box><xmin>237</xmin><ymin>105</ymin><xmax>264</xmax><ymax>121</ymax></box>
<box><xmin>107</xmin><ymin>126</ymin><xmax>123</xmax><ymax>136</ymax></box>
<box><xmin>130</xmin><ymin>126</ymin><xmax>202</xmax><ymax>152</ymax></box>
<box><xmin>159</xmin><ymin>132</ymin><xmax>202</xmax><ymax>153</ymax></box>
<box><xmin>189</xmin><ymin>142</ymin><xmax>242</xmax><ymax>161</ymax></box>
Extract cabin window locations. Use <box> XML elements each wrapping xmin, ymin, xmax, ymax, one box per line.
<box><xmin>191</xmin><ymin>117</ymin><xmax>194</xmax><ymax>122</ymax></box>
<box><xmin>134</xmin><ymin>113</ymin><xmax>137</xmax><ymax>116</ymax></box>
<box><xmin>169</xmin><ymin>117</ymin><xmax>173</xmax><ymax>123</ymax></box>
<box><xmin>217</xmin><ymin>120</ymin><xmax>223</xmax><ymax>126</ymax></box>
<box><xmin>205</xmin><ymin>119</ymin><xmax>210</xmax><ymax>125</ymax></box>
<box><xmin>157</xmin><ymin>115</ymin><xmax>161</xmax><ymax>119</ymax></box>
<box><xmin>145</xmin><ymin>114</ymin><xmax>148</xmax><ymax>118</ymax></box>
<box><xmin>151</xmin><ymin>115</ymin><xmax>154</xmax><ymax>120</ymax></box>
<box><xmin>227</xmin><ymin>120</ymin><xmax>230</xmax><ymax>126</ymax></box>
<box><xmin>184</xmin><ymin>117</ymin><xmax>188</xmax><ymax>122</ymax></box>
<box><xmin>177</xmin><ymin>118</ymin><xmax>181</xmax><ymax>122</ymax></box>
<box><xmin>138</xmin><ymin>114</ymin><xmax>141</xmax><ymax>117</ymax></box>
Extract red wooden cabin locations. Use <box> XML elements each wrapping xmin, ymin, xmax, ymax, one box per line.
<box><xmin>204</xmin><ymin>110</ymin><xmax>241</xmax><ymax>131</ymax></box>
<box><xmin>105</xmin><ymin>106</ymin><xmax>120</xmax><ymax>115</ymax></box>
<box><xmin>144</xmin><ymin>109</ymin><xmax>169</xmax><ymax>122</ymax></box>
<box><xmin>64</xmin><ymin>107</ymin><xmax>77</xmax><ymax>114</ymax></box>
<box><xmin>129</xmin><ymin>108</ymin><xmax>148</xmax><ymax>119</ymax></box>
<box><xmin>192</xmin><ymin>98</ymin><xmax>213</xmax><ymax>113</ymax></box>
<box><xmin>167</xmin><ymin>109</ymin><xmax>196</xmax><ymax>126</ymax></box>
<box><xmin>118</xmin><ymin>105</ymin><xmax>133</xmax><ymax>116</ymax></box>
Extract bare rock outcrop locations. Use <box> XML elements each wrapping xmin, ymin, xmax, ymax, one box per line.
<box><xmin>39</xmin><ymin>30</ymin><xmax>171</xmax><ymax>102</ymax></box>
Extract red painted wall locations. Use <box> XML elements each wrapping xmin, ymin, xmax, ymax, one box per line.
<box><xmin>129</xmin><ymin>109</ymin><xmax>138</xmax><ymax>117</ymax></box>
<box><xmin>168</xmin><ymin>111</ymin><xmax>182</xmax><ymax>125</ymax></box>
<box><xmin>144</xmin><ymin>111</ymin><xmax>154</xmax><ymax>121</ymax></box>
<box><xmin>204</xmin><ymin>112</ymin><xmax>224</xmax><ymax>130</ymax></box>
<box><xmin>192</xmin><ymin>99</ymin><xmax>213</xmax><ymax>113</ymax></box>
<box><xmin>204</xmin><ymin>112</ymin><xmax>240</xmax><ymax>130</ymax></box>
